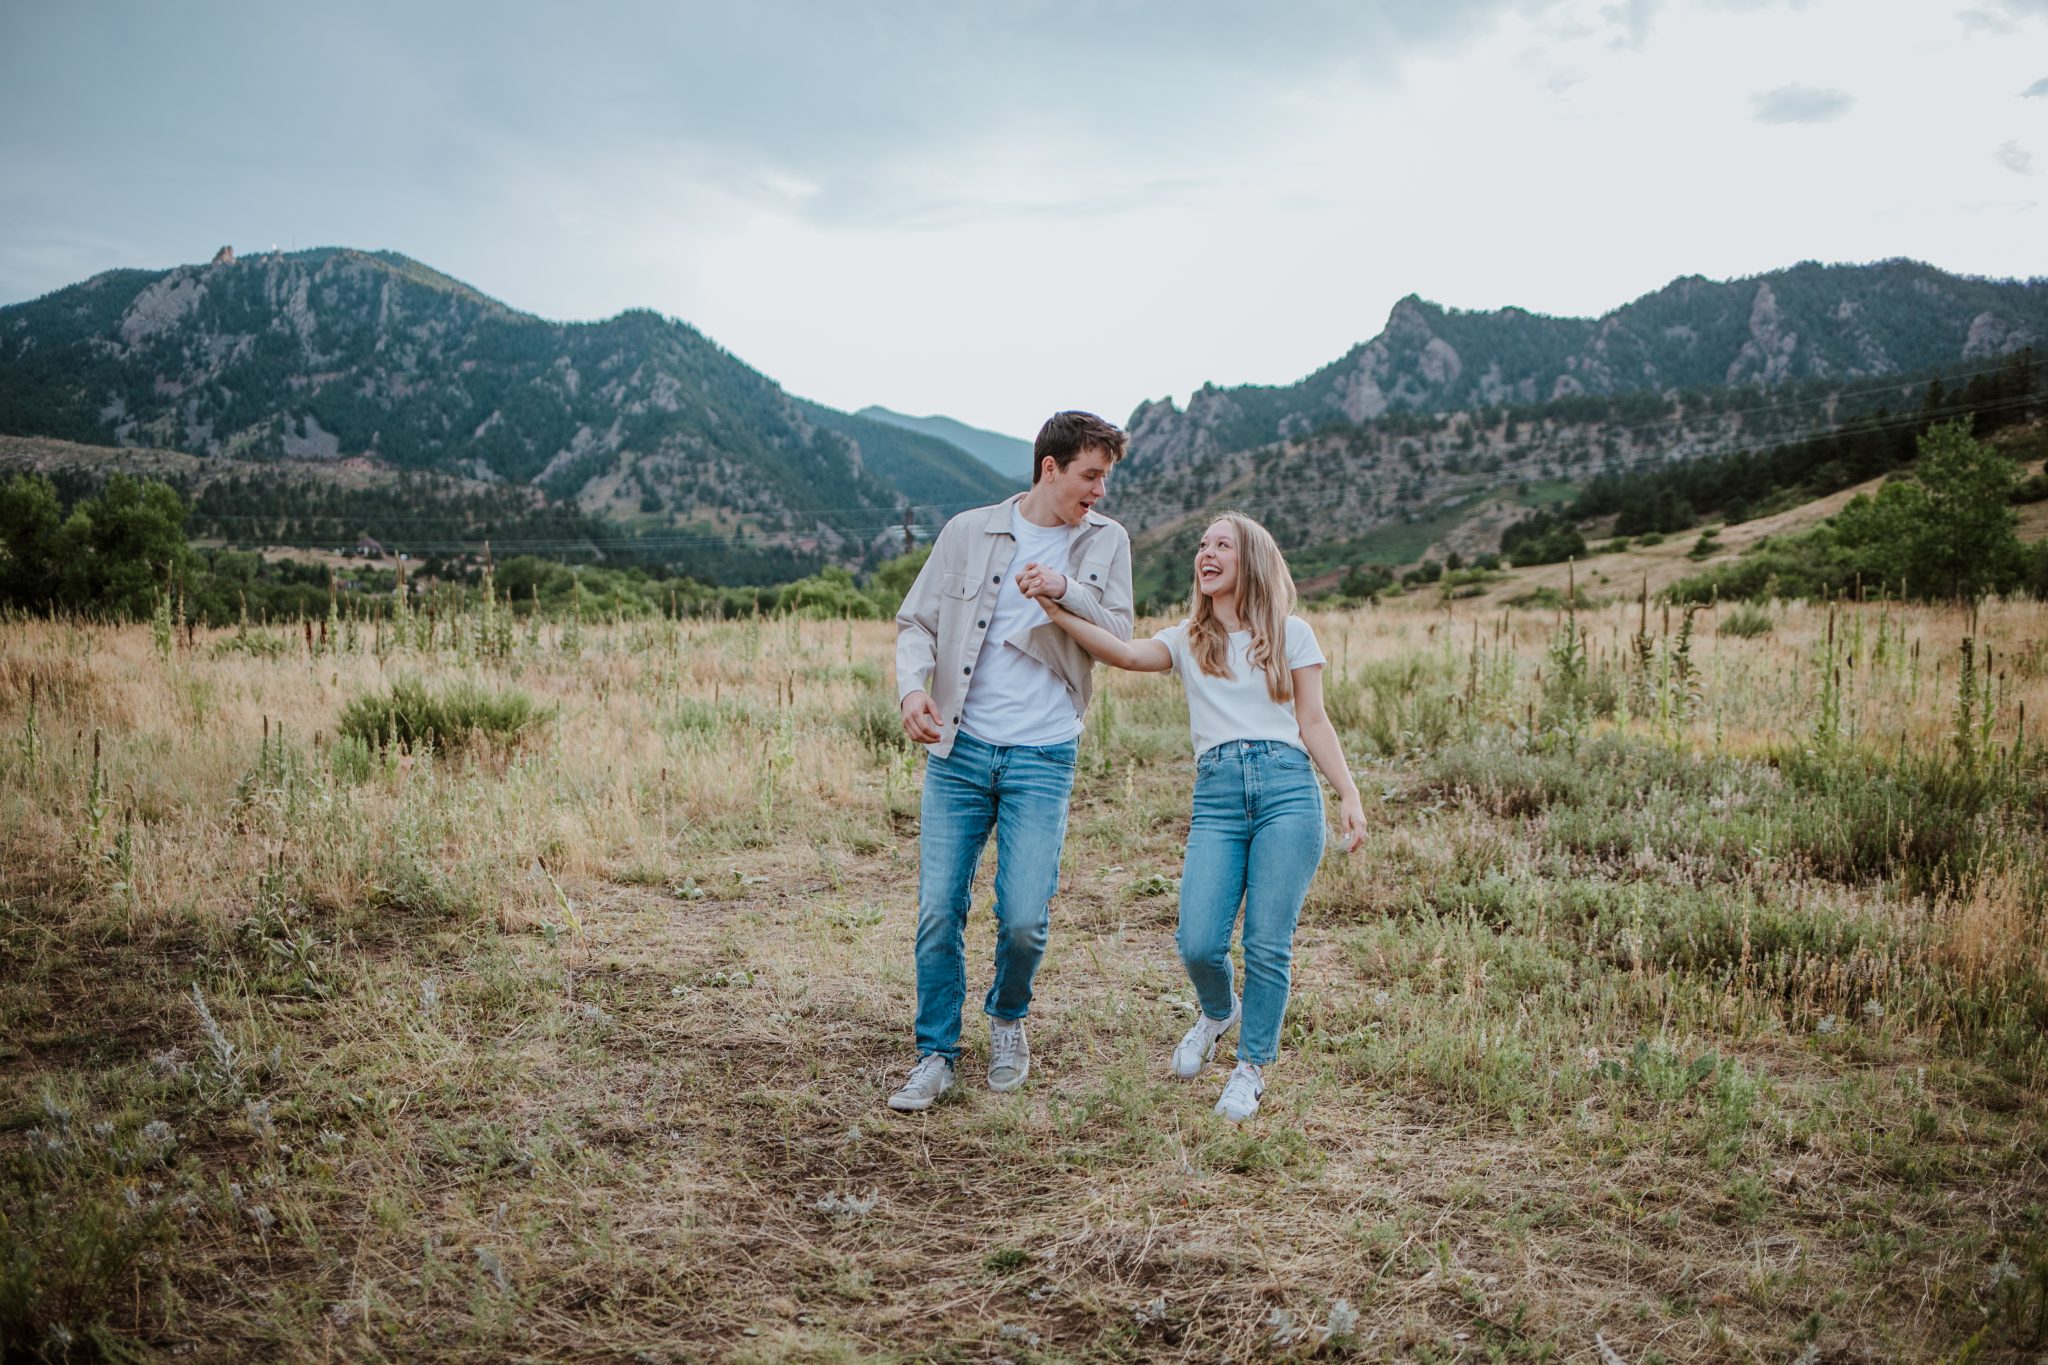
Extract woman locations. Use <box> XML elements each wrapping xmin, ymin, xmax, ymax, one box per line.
<box><xmin>1019</xmin><ymin>513</ymin><xmax>1366</xmax><ymax>1122</ymax></box>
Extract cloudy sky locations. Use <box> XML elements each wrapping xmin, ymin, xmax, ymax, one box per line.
<box><xmin>2</xmin><ymin>0</ymin><xmax>2043</xmax><ymax>438</ymax></box>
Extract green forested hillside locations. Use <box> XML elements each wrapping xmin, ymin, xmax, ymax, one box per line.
<box><xmin>0</xmin><ymin>248</ymin><xmax>1013</xmax><ymax>573</ymax></box>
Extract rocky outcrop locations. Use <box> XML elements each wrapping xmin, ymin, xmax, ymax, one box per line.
<box><xmin>1964</xmin><ymin>310</ymin><xmax>2036</xmax><ymax>359</ymax></box>
<box><xmin>1725</xmin><ymin>282</ymin><xmax>1799</xmax><ymax>385</ymax></box>
<box><xmin>118</xmin><ymin>271</ymin><xmax>206</xmax><ymax>349</ymax></box>
<box><xmin>1122</xmin><ymin>260</ymin><xmax>2048</xmax><ymax>475</ymax></box>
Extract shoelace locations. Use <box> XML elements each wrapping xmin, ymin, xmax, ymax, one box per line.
<box><xmin>911</xmin><ymin>1055</ymin><xmax>947</xmax><ymax>1086</ymax></box>
<box><xmin>992</xmin><ymin>1027</ymin><xmax>1020</xmax><ymax>1067</ymax></box>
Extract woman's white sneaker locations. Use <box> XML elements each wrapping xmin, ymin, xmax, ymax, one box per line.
<box><xmin>1171</xmin><ymin>997</ymin><xmax>1241</xmax><ymax>1078</ymax></box>
<box><xmin>887</xmin><ymin>1053</ymin><xmax>955</xmax><ymax>1111</ymax></box>
<box><xmin>1214</xmin><ymin>1061</ymin><xmax>1264</xmax><ymax>1122</ymax></box>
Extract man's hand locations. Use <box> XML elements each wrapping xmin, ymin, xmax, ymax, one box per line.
<box><xmin>1015</xmin><ymin>561</ymin><xmax>1068</xmax><ymax>601</ymax></box>
<box><xmin>899</xmin><ymin>690</ymin><xmax>944</xmax><ymax>745</ymax></box>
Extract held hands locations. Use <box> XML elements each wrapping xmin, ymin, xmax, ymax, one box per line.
<box><xmin>1015</xmin><ymin>561</ymin><xmax>1067</xmax><ymax>604</ymax></box>
<box><xmin>899</xmin><ymin>690</ymin><xmax>943</xmax><ymax>745</ymax></box>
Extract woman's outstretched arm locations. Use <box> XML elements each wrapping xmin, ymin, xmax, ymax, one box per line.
<box><xmin>1025</xmin><ymin>584</ymin><xmax>1172</xmax><ymax>673</ymax></box>
<box><xmin>1291</xmin><ymin>664</ymin><xmax>1367</xmax><ymax>852</ymax></box>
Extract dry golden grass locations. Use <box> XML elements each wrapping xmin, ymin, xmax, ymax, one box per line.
<box><xmin>2</xmin><ymin>597</ymin><xmax>2045</xmax><ymax>1362</ymax></box>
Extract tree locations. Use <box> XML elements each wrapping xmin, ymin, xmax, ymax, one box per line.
<box><xmin>0</xmin><ymin>473</ymin><xmax>66</xmax><ymax>610</ymax></box>
<box><xmin>1829</xmin><ymin>421</ymin><xmax>2021</xmax><ymax>600</ymax></box>
<box><xmin>1911</xmin><ymin>420</ymin><xmax>2021</xmax><ymax>600</ymax></box>
<box><xmin>56</xmin><ymin>474</ymin><xmax>193</xmax><ymax>618</ymax></box>
<box><xmin>868</xmin><ymin>545</ymin><xmax>932</xmax><ymax>615</ymax></box>
<box><xmin>1830</xmin><ymin>478</ymin><xmax>1928</xmax><ymax>593</ymax></box>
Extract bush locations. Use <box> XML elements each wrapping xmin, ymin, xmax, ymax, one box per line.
<box><xmin>1504</xmin><ymin>586</ymin><xmax>1596</xmax><ymax>611</ymax></box>
<box><xmin>1</xmin><ymin>1138</ymin><xmax>180</xmax><ymax>1360</ymax></box>
<box><xmin>1774</xmin><ymin>748</ymin><xmax>2000</xmax><ymax>898</ymax></box>
<box><xmin>1719</xmin><ymin>604</ymin><xmax>1773</xmax><ymax>637</ymax></box>
<box><xmin>338</xmin><ymin>677</ymin><xmax>551</xmax><ymax>753</ymax></box>
<box><xmin>845</xmin><ymin>692</ymin><xmax>911</xmax><ymax>758</ymax></box>
<box><xmin>774</xmin><ymin>566</ymin><xmax>887</xmax><ymax>619</ymax></box>
<box><xmin>1501</xmin><ymin>508</ymin><xmax>1587</xmax><ymax>567</ymax></box>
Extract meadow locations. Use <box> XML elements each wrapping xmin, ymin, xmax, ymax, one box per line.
<box><xmin>3</xmin><ymin>583</ymin><xmax>2045</xmax><ymax>1362</ymax></box>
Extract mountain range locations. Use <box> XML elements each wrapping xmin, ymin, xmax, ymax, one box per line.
<box><xmin>0</xmin><ymin>247</ymin><xmax>1012</xmax><ymax>565</ymax></box>
<box><xmin>2</xmin><ymin>250</ymin><xmax>2041</xmax><ymax>581</ymax></box>
<box><xmin>1125</xmin><ymin>260</ymin><xmax>2047</xmax><ymax>472</ymax></box>
<box><xmin>856</xmin><ymin>406</ymin><xmax>1034</xmax><ymax>486</ymax></box>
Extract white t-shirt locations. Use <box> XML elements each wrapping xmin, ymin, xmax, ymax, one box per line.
<box><xmin>1151</xmin><ymin>616</ymin><xmax>1326</xmax><ymax>757</ymax></box>
<box><xmin>959</xmin><ymin>506</ymin><xmax>1085</xmax><ymax>748</ymax></box>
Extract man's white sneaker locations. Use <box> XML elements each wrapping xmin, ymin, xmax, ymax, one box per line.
<box><xmin>1215</xmin><ymin>1061</ymin><xmax>1264</xmax><ymax>1123</ymax></box>
<box><xmin>1171</xmin><ymin>997</ymin><xmax>1240</xmax><ymax>1079</ymax></box>
<box><xmin>887</xmin><ymin>1053</ymin><xmax>955</xmax><ymax>1112</ymax></box>
<box><xmin>988</xmin><ymin>1017</ymin><xmax>1030</xmax><ymax>1092</ymax></box>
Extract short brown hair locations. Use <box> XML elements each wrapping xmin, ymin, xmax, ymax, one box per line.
<box><xmin>1032</xmin><ymin>411</ymin><xmax>1128</xmax><ymax>483</ymax></box>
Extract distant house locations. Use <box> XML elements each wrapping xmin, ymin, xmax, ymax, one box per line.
<box><xmin>355</xmin><ymin>535</ymin><xmax>385</xmax><ymax>559</ymax></box>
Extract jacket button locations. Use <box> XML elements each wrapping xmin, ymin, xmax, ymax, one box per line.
<box><xmin>992</xmin><ymin>575</ymin><xmax>1000</xmax><ymax>583</ymax></box>
<box><xmin>952</xmin><ymin>716</ymin><xmax>960</xmax><ymax>724</ymax></box>
<box><xmin>977</xmin><ymin>620</ymin><xmax>986</xmax><ymax>628</ymax></box>
<box><xmin>963</xmin><ymin>666</ymin><xmax>972</xmax><ymax>675</ymax></box>
<box><xmin>1088</xmin><ymin>573</ymin><xmax>1098</xmax><ymax>581</ymax></box>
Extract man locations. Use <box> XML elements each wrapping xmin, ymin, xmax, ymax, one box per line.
<box><xmin>888</xmin><ymin>410</ymin><xmax>1133</xmax><ymax>1111</ymax></box>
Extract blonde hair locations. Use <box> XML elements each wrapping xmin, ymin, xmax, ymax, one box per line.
<box><xmin>1187</xmin><ymin>512</ymin><xmax>1296</xmax><ymax>702</ymax></box>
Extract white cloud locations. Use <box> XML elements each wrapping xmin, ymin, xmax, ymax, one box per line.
<box><xmin>2023</xmin><ymin>77</ymin><xmax>2048</xmax><ymax>96</ymax></box>
<box><xmin>1600</xmin><ymin>0</ymin><xmax>1663</xmax><ymax>47</ymax></box>
<box><xmin>1752</xmin><ymin>83</ymin><xmax>1856</xmax><ymax>123</ymax></box>
<box><xmin>1958</xmin><ymin>7</ymin><xmax>2019</xmax><ymax>34</ymax></box>
<box><xmin>1997</xmin><ymin>141</ymin><xmax>2036</xmax><ymax>174</ymax></box>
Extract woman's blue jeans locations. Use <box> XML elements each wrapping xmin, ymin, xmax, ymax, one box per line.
<box><xmin>913</xmin><ymin>731</ymin><xmax>1077</xmax><ymax>1062</ymax></box>
<box><xmin>1179</xmin><ymin>740</ymin><xmax>1325</xmax><ymax>1066</ymax></box>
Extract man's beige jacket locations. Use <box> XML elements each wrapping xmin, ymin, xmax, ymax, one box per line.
<box><xmin>895</xmin><ymin>494</ymin><xmax>1134</xmax><ymax>759</ymax></box>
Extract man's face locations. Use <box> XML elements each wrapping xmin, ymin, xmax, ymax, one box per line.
<box><xmin>1039</xmin><ymin>446</ymin><xmax>1114</xmax><ymax>526</ymax></box>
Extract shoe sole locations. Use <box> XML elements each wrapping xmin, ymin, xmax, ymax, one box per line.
<box><xmin>887</xmin><ymin>1075</ymin><xmax>954</xmax><ymax>1112</ymax></box>
<box><xmin>986</xmin><ymin>1064</ymin><xmax>1029</xmax><ymax>1093</ymax></box>
<box><xmin>888</xmin><ymin>1089</ymin><xmax>950</xmax><ymax>1112</ymax></box>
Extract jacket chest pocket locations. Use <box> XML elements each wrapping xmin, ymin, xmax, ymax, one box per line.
<box><xmin>939</xmin><ymin>571</ymin><xmax>982</xmax><ymax>600</ymax></box>
<box><xmin>1071</xmin><ymin>540</ymin><xmax>1117</xmax><ymax>593</ymax></box>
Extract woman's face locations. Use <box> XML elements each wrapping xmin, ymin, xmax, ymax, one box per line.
<box><xmin>1195</xmin><ymin>520</ymin><xmax>1239</xmax><ymax>601</ymax></box>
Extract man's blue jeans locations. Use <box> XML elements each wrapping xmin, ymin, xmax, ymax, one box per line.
<box><xmin>1178</xmin><ymin>739</ymin><xmax>1326</xmax><ymax>1066</ymax></box>
<box><xmin>913</xmin><ymin>731</ymin><xmax>1077</xmax><ymax>1062</ymax></box>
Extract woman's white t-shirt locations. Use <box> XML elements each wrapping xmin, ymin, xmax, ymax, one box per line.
<box><xmin>1150</xmin><ymin>616</ymin><xmax>1326</xmax><ymax>757</ymax></box>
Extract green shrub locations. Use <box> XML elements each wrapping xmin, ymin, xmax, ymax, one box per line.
<box><xmin>1719</xmin><ymin>604</ymin><xmax>1773</xmax><ymax>637</ymax></box>
<box><xmin>845</xmin><ymin>693</ymin><xmax>911</xmax><ymax>757</ymax></box>
<box><xmin>1</xmin><ymin>1104</ymin><xmax>182</xmax><ymax>1357</ymax></box>
<box><xmin>329</xmin><ymin>734</ymin><xmax>376</xmax><ymax>785</ymax></box>
<box><xmin>337</xmin><ymin>677</ymin><xmax>550</xmax><ymax>753</ymax></box>
<box><xmin>1773</xmin><ymin>748</ymin><xmax>1998</xmax><ymax>898</ymax></box>
<box><xmin>1504</xmin><ymin>586</ymin><xmax>1596</xmax><ymax>612</ymax></box>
